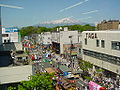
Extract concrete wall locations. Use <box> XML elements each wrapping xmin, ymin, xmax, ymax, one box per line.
<box><xmin>60</xmin><ymin>31</ymin><xmax>78</xmax><ymax>54</ymax></box>
<box><xmin>0</xmin><ymin>65</ymin><xmax>32</xmax><ymax>84</ymax></box>
<box><xmin>82</xmin><ymin>31</ymin><xmax>120</xmax><ymax>57</ymax></box>
<box><xmin>82</xmin><ymin>30</ymin><xmax>120</xmax><ymax>75</ymax></box>
<box><xmin>14</xmin><ymin>42</ymin><xmax>23</xmax><ymax>51</ymax></box>
<box><xmin>41</xmin><ymin>32</ymin><xmax>52</xmax><ymax>45</ymax></box>
<box><xmin>3</xmin><ymin>42</ymin><xmax>22</xmax><ymax>51</ymax></box>
<box><xmin>51</xmin><ymin>32</ymin><xmax>60</xmax><ymax>43</ymax></box>
<box><xmin>83</xmin><ymin>55</ymin><xmax>120</xmax><ymax>75</ymax></box>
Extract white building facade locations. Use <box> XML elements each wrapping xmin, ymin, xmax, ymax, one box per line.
<box><xmin>2</xmin><ymin>27</ymin><xmax>20</xmax><ymax>43</ymax></box>
<box><xmin>40</xmin><ymin>32</ymin><xmax>52</xmax><ymax>45</ymax></box>
<box><xmin>82</xmin><ymin>31</ymin><xmax>120</xmax><ymax>75</ymax></box>
<box><xmin>51</xmin><ymin>27</ymin><xmax>79</xmax><ymax>54</ymax></box>
<box><xmin>60</xmin><ymin>30</ymin><xmax>79</xmax><ymax>54</ymax></box>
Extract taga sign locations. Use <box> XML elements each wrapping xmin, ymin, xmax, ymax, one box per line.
<box><xmin>86</xmin><ymin>33</ymin><xmax>97</xmax><ymax>39</ymax></box>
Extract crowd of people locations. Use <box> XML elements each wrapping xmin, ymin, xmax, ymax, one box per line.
<box><xmin>92</xmin><ymin>76</ymin><xmax>120</xmax><ymax>90</ymax></box>
<box><xmin>29</xmin><ymin>44</ymin><xmax>120</xmax><ymax>90</ymax></box>
<box><xmin>45</xmin><ymin>50</ymin><xmax>120</xmax><ymax>90</ymax></box>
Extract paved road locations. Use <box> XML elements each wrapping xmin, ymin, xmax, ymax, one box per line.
<box><xmin>30</xmin><ymin>44</ymin><xmax>87</xmax><ymax>89</ymax></box>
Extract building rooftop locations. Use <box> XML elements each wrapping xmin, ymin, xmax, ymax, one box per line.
<box><xmin>0</xmin><ymin>65</ymin><xmax>32</xmax><ymax>84</ymax></box>
<box><xmin>83</xmin><ymin>30</ymin><xmax>120</xmax><ymax>33</ymax></box>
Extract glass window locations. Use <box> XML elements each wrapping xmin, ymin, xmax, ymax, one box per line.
<box><xmin>2</xmin><ymin>34</ymin><xmax>8</xmax><ymax>37</ymax></box>
<box><xmin>85</xmin><ymin>38</ymin><xmax>87</xmax><ymax>45</ymax></box>
<box><xmin>83</xmin><ymin>49</ymin><xmax>120</xmax><ymax>65</ymax></box>
<box><xmin>111</xmin><ymin>41</ymin><xmax>120</xmax><ymax>50</ymax></box>
<box><xmin>8</xmin><ymin>40</ymin><xmax>10</xmax><ymax>42</ymax></box>
<box><xmin>48</xmin><ymin>37</ymin><xmax>50</xmax><ymax>39</ymax></box>
<box><xmin>4</xmin><ymin>40</ymin><xmax>6</xmax><ymax>43</ymax></box>
<box><xmin>101</xmin><ymin>40</ymin><xmax>105</xmax><ymax>48</ymax></box>
<box><xmin>96</xmin><ymin>40</ymin><xmax>99</xmax><ymax>47</ymax></box>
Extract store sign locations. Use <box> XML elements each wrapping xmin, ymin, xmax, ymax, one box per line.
<box><xmin>5</xmin><ymin>27</ymin><xmax>18</xmax><ymax>33</ymax></box>
<box><xmin>86</xmin><ymin>33</ymin><xmax>97</xmax><ymax>39</ymax></box>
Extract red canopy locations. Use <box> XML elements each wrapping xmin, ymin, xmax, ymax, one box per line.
<box><xmin>100</xmin><ymin>87</ymin><xmax>106</xmax><ymax>90</ymax></box>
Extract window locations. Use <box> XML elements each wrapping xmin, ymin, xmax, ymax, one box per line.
<box><xmin>8</xmin><ymin>40</ymin><xmax>10</xmax><ymax>42</ymax></box>
<box><xmin>112</xmin><ymin>41</ymin><xmax>120</xmax><ymax>50</ymax></box>
<box><xmin>4</xmin><ymin>40</ymin><xmax>6</xmax><ymax>43</ymax></box>
<box><xmin>48</xmin><ymin>37</ymin><xmax>50</xmax><ymax>39</ymax></box>
<box><xmin>83</xmin><ymin>49</ymin><xmax>120</xmax><ymax>65</ymax></box>
<box><xmin>2</xmin><ymin>34</ymin><xmax>8</xmax><ymax>37</ymax></box>
<box><xmin>101</xmin><ymin>40</ymin><xmax>105</xmax><ymax>48</ymax></box>
<box><xmin>96</xmin><ymin>40</ymin><xmax>99</xmax><ymax>47</ymax></box>
<box><xmin>79</xmin><ymin>49</ymin><xmax>81</xmax><ymax>54</ymax></box>
<box><xmin>85</xmin><ymin>38</ymin><xmax>87</xmax><ymax>45</ymax></box>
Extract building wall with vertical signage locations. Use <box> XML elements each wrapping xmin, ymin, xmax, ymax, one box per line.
<box><xmin>82</xmin><ymin>31</ymin><xmax>120</xmax><ymax>56</ymax></box>
<box><xmin>82</xmin><ymin>31</ymin><xmax>120</xmax><ymax>75</ymax></box>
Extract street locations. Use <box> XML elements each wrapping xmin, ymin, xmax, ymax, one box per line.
<box><xmin>29</xmin><ymin>44</ymin><xmax>87</xmax><ymax>90</ymax></box>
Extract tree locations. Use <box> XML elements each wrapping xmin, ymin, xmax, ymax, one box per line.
<box><xmin>8</xmin><ymin>73</ymin><xmax>55</xmax><ymax>90</ymax></box>
<box><xmin>20</xmin><ymin>26</ymin><xmax>35</xmax><ymax>37</ymax></box>
<box><xmin>8</xmin><ymin>86</ymin><xmax>16</xmax><ymax>90</ymax></box>
<box><xmin>79</xmin><ymin>60</ymin><xmax>93</xmax><ymax>72</ymax></box>
<box><xmin>20</xmin><ymin>25</ymin><xmax>96</xmax><ymax>37</ymax></box>
<box><xmin>79</xmin><ymin>60</ymin><xmax>93</xmax><ymax>80</ymax></box>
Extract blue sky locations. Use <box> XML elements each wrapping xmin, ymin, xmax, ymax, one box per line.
<box><xmin>1</xmin><ymin>0</ymin><xmax>120</xmax><ymax>27</ymax></box>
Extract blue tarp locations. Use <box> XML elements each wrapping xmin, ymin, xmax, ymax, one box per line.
<box><xmin>63</xmin><ymin>72</ymin><xmax>68</xmax><ymax>76</ymax></box>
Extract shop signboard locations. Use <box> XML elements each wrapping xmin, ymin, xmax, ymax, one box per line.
<box><xmin>5</xmin><ymin>27</ymin><xmax>19</xmax><ymax>33</ymax></box>
<box><xmin>88</xmin><ymin>81</ymin><xmax>105</xmax><ymax>90</ymax></box>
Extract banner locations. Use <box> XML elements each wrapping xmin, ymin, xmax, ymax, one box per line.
<box><xmin>89</xmin><ymin>81</ymin><xmax>105</xmax><ymax>90</ymax></box>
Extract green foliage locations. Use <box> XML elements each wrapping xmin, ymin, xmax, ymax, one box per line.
<box><xmin>79</xmin><ymin>60</ymin><xmax>93</xmax><ymax>72</ymax></box>
<box><xmin>8</xmin><ymin>73</ymin><xmax>54</xmax><ymax>90</ymax></box>
<box><xmin>20</xmin><ymin>24</ymin><xmax>96</xmax><ymax>37</ymax></box>
<box><xmin>96</xmin><ymin>68</ymin><xmax>104</xmax><ymax>73</ymax></box>
<box><xmin>7</xmin><ymin>86</ymin><xmax>16</xmax><ymax>90</ymax></box>
<box><xmin>67</xmin><ymin>24</ymin><xmax>95</xmax><ymax>32</ymax></box>
<box><xmin>84</xmin><ymin>76</ymin><xmax>92</xmax><ymax>81</ymax></box>
<box><xmin>25</xmin><ymin>50</ymin><xmax>29</xmax><ymax>55</ymax></box>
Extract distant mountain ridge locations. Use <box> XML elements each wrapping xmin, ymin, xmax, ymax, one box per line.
<box><xmin>35</xmin><ymin>17</ymin><xmax>95</xmax><ymax>27</ymax></box>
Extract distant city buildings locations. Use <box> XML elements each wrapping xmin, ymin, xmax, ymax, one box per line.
<box><xmin>97</xmin><ymin>20</ymin><xmax>120</xmax><ymax>30</ymax></box>
<box><xmin>1</xmin><ymin>19</ymin><xmax>120</xmax><ymax>89</ymax></box>
<box><xmin>23</xmin><ymin>22</ymin><xmax>120</xmax><ymax>76</ymax></box>
<box><xmin>36</xmin><ymin>27</ymin><xmax>120</xmax><ymax>75</ymax></box>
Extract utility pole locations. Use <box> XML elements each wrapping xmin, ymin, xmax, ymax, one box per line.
<box><xmin>0</xmin><ymin>4</ymin><xmax>23</xmax><ymax>48</ymax></box>
<box><xmin>0</xmin><ymin>6</ymin><xmax>2</xmax><ymax>46</ymax></box>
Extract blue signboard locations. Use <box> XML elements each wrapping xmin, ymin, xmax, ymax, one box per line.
<box><xmin>5</xmin><ymin>27</ymin><xmax>19</xmax><ymax>33</ymax></box>
<box><xmin>63</xmin><ymin>72</ymin><xmax>68</xmax><ymax>76</ymax></box>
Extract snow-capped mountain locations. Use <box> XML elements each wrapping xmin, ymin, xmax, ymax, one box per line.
<box><xmin>36</xmin><ymin>17</ymin><xmax>94</xmax><ymax>27</ymax></box>
<box><xmin>40</xmin><ymin>17</ymin><xmax>78</xmax><ymax>24</ymax></box>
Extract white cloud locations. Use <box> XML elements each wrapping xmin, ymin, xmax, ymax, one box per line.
<box><xmin>82</xmin><ymin>10</ymin><xmax>99</xmax><ymax>14</ymax></box>
<box><xmin>79</xmin><ymin>17</ymin><xmax>92</xmax><ymax>20</ymax></box>
<box><xmin>59</xmin><ymin>0</ymin><xmax>88</xmax><ymax>12</ymax></box>
<box><xmin>0</xmin><ymin>4</ymin><xmax>23</xmax><ymax>9</ymax></box>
